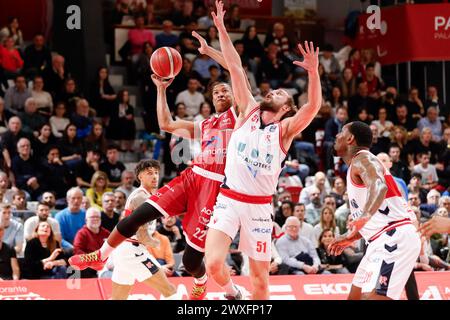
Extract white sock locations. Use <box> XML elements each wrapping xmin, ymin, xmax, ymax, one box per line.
<box><xmin>222</xmin><ymin>280</ymin><xmax>238</xmax><ymax>296</ymax></box>
<box><xmin>99</xmin><ymin>241</ymin><xmax>115</xmax><ymax>260</ymax></box>
<box><xmin>194</xmin><ymin>273</ymin><xmax>208</xmax><ymax>285</ymax></box>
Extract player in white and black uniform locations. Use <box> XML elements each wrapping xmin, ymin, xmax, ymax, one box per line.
<box><xmin>329</xmin><ymin>121</ymin><xmax>420</xmax><ymax>300</ymax></box>
<box><xmin>110</xmin><ymin>160</ymin><xmax>178</xmax><ymax>300</ymax></box>
<box><xmin>205</xmin><ymin>1</ymin><xmax>322</xmax><ymax>300</ymax></box>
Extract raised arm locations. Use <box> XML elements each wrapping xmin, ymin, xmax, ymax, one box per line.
<box><xmin>283</xmin><ymin>41</ymin><xmax>322</xmax><ymax>140</ymax></box>
<box><xmin>211</xmin><ymin>0</ymin><xmax>257</xmax><ymax>115</ymax></box>
<box><xmin>151</xmin><ymin>75</ymin><xmax>195</xmax><ymax>139</ymax></box>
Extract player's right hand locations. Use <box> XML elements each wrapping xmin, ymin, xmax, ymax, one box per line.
<box><xmin>151</xmin><ymin>74</ymin><xmax>174</xmax><ymax>89</ymax></box>
<box><xmin>211</xmin><ymin>0</ymin><xmax>226</xmax><ymax>28</ymax></box>
<box><xmin>192</xmin><ymin>31</ymin><xmax>208</xmax><ymax>55</ymax></box>
<box><xmin>328</xmin><ymin>235</ymin><xmax>354</xmax><ymax>256</ymax></box>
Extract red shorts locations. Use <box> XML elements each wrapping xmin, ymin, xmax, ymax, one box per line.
<box><xmin>147</xmin><ymin>167</ymin><xmax>222</xmax><ymax>252</ymax></box>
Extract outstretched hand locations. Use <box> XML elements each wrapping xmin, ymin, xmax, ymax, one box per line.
<box><xmin>328</xmin><ymin>235</ymin><xmax>354</xmax><ymax>256</ymax></box>
<box><xmin>293</xmin><ymin>41</ymin><xmax>319</xmax><ymax>73</ymax></box>
<box><xmin>151</xmin><ymin>74</ymin><xmax>174</xmax><ymax>89</ymax></box>
<box><xmin>211</xmin><ymin>0</ymin><xmax>226</xmax><ymax>29</ymax></box>
<box><xmin>192</xmin><ymin>31</ymin><xmax>209</xmax><ymax>55</ymax></box>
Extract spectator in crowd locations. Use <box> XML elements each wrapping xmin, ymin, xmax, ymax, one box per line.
<box><xmin>0</xmin><ymin>36</ymin><xmax>23</xmax><ymax>79</ymax></box>
<box><xmin>71</xmin><ymin>98</ymin><xmax>93</xmax><ymax>140</ymax></box>
<box><xmin>56</xmin><ymin>78</ymin><xmax>81</xmax><ymax>114</ymax></box>
<box><xmin>319</xmin><ymin>44</ymin><xmax>341</xmax><ymax>82</ymax></box>
<box><xmin>113</xmin><ymin>190</ymin><xmax>126</xmax><ymax>215</ymax></box>
<box><xmin>128</xmin><ymin>14</ymin><xmax>156</xmax><ymax>64</ymax></box>
<box><xmin>345</xmin><ymin>48</ymin><xmax>364</xmax><ymax>78</ymax></box>
<box><xmin>259</xmin><ymin>42</ymin><xmax>292</xmax><ymax>89</ymax></box>
<box><xmin>75</xmin><ymin>145</ymin><xmax>101</xmax><ymax>188</ymax></box>
<box><xmin>406</xmin><ymin>87</ymin><xmax>425</xmax><ymax>119</ymax></box>
<box><xmin>84</xmin><ymin>121</ymin><xmax>108</xmax><ymax>156</ymax></box>
<box><xmin>362</xmin><ymin>63</ymin><xmax>382</xmax><ymax>99</ymax></box>
<box><xmin>390</xmin><ymin>126</ymin><xmax>410</xmax><ymax>160</ymax></box>
<box><xmin>175</xmin><ymin>78</ymin><xmax>205</xmax><ymax>118</ymax></box>
<box><xmin>313</xmin><ymin>206</ymin><xmax>340</xmax><ymax>246</ymax></box>
<box><xmin>264</xmin><ymin>22</ymin><xmax>294</xmax><ymax>59</ymax></box>
<box><xmin>330</xmin><ymin>176</ymin><xmax>346</xmax><ymax>208</ymax></box>
<box><xmin>24</xmin><ymin>201</ymin><xmax>61</xmax><ymax>242</ymax></box>
<box><xmin>225</xmin><ymin>4</ymin><xmax>241</xmax><ymax>29</ymax></box>
<box><xmin>49</xmin><ymin>102</ymin><xmax>70</xmax><ymax>138</ymax></box>
<box><xmin>193</xmin><ymin>101</ymin><xmax>213</xmax><ymax>122</ymax></box>
<box><xmin>41</xmin><ymin>191</ymin><xmax>58</xmax><ymax>216</ymax></box>
<box><xmin>413</xmin><ymin>153</ymin><xmax>438</xmax><ymax>191</ymax></box>
<box><xmin>59</xmin><ymin>123</ymin><xmax>84</xmax><ymax>171</ymax></box>
<box><xmin>4</xmin><ymin>75</ymin><xmax>31</xmax><ymax>115</ymax></box>
<box><xmin>369</xmin><ymin>124</ymin><xmax>389</xmax><ymax>155</ymax></box>
<box><xmin>55</xmin><ymin>187</ymin><xmax>85</xmax><ymax>245</ymax></box>
<box><xmin>147</xmin><ymin>224</ymin><xmax>177</xmax><ymax>277</ymax></box>
<box><xmin>42</xmin><ymin>55</ymin><xmax>67</xmax><ymax>100</ymax></box>
<box><xmin>107</xmin><ymin>90</ymin><xmax>136</xmax><ymax>152</ymax></box>
<box><xmin>421</xmin><ymin>189</ymin><xmax>441</xmax><ymax>219</ymax></box>
<box><xmin>341</xmin><ymin>215</ymin><xmax>365</xmax><ymax>273</ymax></box>
<box><xmin>0</xmin><ymin>171</ymin><xmax>16</xmax><ymax>204</ymax></box>
<box><xmin>0</xmin><ymin>224</ymin><xmax>20</xmax><ymax>280</ymax></box>
<box><xmin>425</xmin><ymin>85</ymin><xmax>443</xmax><ymax>115</ymax></box>
<box><xmin>23</xmin><ymin>33</ymin><xmax>52</xmax><ymax>79</ymax></box>
<box><xmin>316</xmin><ymin>228</ymin><xmax>350</xmax><ymax>274</ymax></box>
<box><xmin>156</xmin><ymin>20</ymin><xmax>179</xmax><ymax>48</ymax></box>
<box><xmin>276</xmin><ymin>216</ymin><xmax>322</xmax><ymax>275</ymax></box>
<box><xmin>406</xmin><ymin>127</ymin><xmax>441</xmax><ymax>165</ymax></box>
<box><xmin>0</xmin><ymin>17</ymin><xmax>23</xmax><ymax>48</ymax></box>
<box><xmin>86</xmin><ymin>171</ymin><xmax>113</xmax><ymax>211</ymax></box>
<box><xmin>323</xmin><ymin>106</ymin><xmax>348</xmax><ymax>170</ymax></box>
<box><xmin>192</xmin><ymin>52</ymin><xmax>221</xmax><ymax>85</ymax></box>
<box><xmin>417</xmin><ymin>106</ymin><xmax>442</xmax><ymax>142</ymax></box>
<box><xmin>173</xmin><ymin>0</ymin><xmax>195</xmax><ymax>26</ymax></box>
<box><xmin>292</xmin><ymin>203</ymin><xmax>316</xmax><ymax>244</ymax></box>
<box><xmin>408</xmin><ymin>192</ymin><xmax>423</xmax><ymax>216</ymax></box>
<box><xmin>305</xmin><ymin>186</ymin><xmax>323</xmax><ymax>226</ymax></box>
<box><xmin>89</xmin><ymin>67</ymin><xmax>116</xmax><ymax>125</ymax></box>
<box><xmin>100</xmin><ymin>144</ymin><xmax>126</xmax><ymax>188</ymax></box>
<box><xmin>100</xmin><ymin>192</ymin><xmax>120</xmax><ymax>232</ymax></box>
<box><xmin>204</xmin><ymin>26</ymin><xmax>221</xmax><ymax>51</ymax></box>
<box><xmin>347</xmin><ymin>82</ymin><xmax>377</xmax><ymax>120</ymax></box>
<box><xmin>81</xmin><ymin>196</ymin><xmax>91</xmax><ymax>211</ymax></box>
<box><xmin>335</xmin><ymin>191</ymin><xmax>350</xmax><ymax>234</ymax></box>
<box><xmin>178</xmin><ymin>20</ymin><xmax>200</xmax><ymax>56</ymax></box>
<box><xmin>1</xmin><ymin>116</ymin><xmax>31</xmax><ymax>159</ymax></box>
<box><xmin>371</xmin><ymin>106</ymin><xmax>393</xmax><ymax>139</ymax></box>
<box><xmin>11</xmin><ymin>137</ymin><xmax>43</xmax><ymax>199</ymax></box>
<box><xmin>30</xmin><ymin>76</ymin><xmax>53</xmax><ymax>117</ymax></box>
<box><xmin>408</xmin><ymin>172</ymin><xmax>428</xmax><ymax>204</ymax></box>
<box><xmin>0</xmin><ymin>97</ymin><xmax>13</xmax><ymax>134</ymax></box>
<box><xmin>361</xmin><ymin>48</ymin><xmax>381</xmax><ymax>78</ymax></box>
<box><xmin>20</xmin><ymin>98</ymin><xmax>47</xmax><ymax>136</ymax></box>
<box><xmin>23</xmin><ymin>221</ymin><xmax>67</xmax><ymax>279</ymax></box>
<box><xmin>73</xmin><ymin>207</ymin><xmax>110</xmax><ymax>278</ymax></box>
<box><xmin>115</xmin><ymin>170</ymin><xmax>137</xmax><ymax>199</ymax></box>
<box><xmin>339</xmin><ymin>67</ymin><xmax>357</xmax><ymax>100</ymax></box>
<box><xmin>300</xmin><ymin>171</ymin><xmax>329</xmax><ymax>206</ymax></box>
<box><xmin>32</xmin><ymin>123</ymin><xmax>55</xmax><ymax>161</ymax></box>
<box><xmin>241</xmin><ymin>26</ymin><xmax>263</xmax><ymax>73</ymax></box>
<box><xmin>157</xmin><ymin>215</ymin><xmax>186</xmax><ymax>254</ymax></box>
<box><xmin>377</xmin><ymin>152</ymin><xmax>408</xmax><ymax>199</ymax></box>
<box><xmin>328</xmin><ymin>86</ymin><xmax>346</xmax><ymax>111</ymax></box>
<box><xmin>11</xmin><ymin>189</ymin><xmax>29</xmax><ymax>211</ymax></box>
<box><xmin>41</xmin><ymin>146</ymin><xmax>71</xmax><ymax>199</ymax></box>
<box><xmin>0</xmin><ymin>203</ymin><xmax>23</xmax><ymax>255</ymax></box>
<box><xmin>393</xmin><ymin>104</ymin><xmax>417</xmax><ymax>132</ymax></box>
<box><xmin>274</xmin><ymin>201</ymin><xmax>294</xmax><ymax>228</ymax></box>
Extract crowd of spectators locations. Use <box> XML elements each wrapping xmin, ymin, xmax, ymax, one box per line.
<box><xmin>0</xmin><ymin>1</ymin><xmax>449</xmax><ymax>281</ymax></box>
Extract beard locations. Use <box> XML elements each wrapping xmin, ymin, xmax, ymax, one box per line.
<box><xmin>260</xmin><ymin>100</ymin><xmax>278</xmax><ymax>112</ymax></box>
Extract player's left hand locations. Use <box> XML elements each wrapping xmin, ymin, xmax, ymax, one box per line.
<box><xmin>348</xmin><ymin>213</ymin><xmax>370</xmax><ymax>234</ymax></box>
<box><xmin>151</xmin><ymin>74</ymin><xmax>174</xmax><ymax>89</ymax></box>
<box><xmin>192</xmin><ymin>31</ymin><xmax>209</xmax><ymax>55</ymax></box>
<box><xmin>211</xmin><ymin>0</ymin><xmax>226</xmax><ymax>28</ymax></box>
<box><xmin>328</xmin><ymin>235</ymin><xmax>354</xmax><ymax>256</ymax></box>
<box><xmin>293</xmin><ymin>41</ymin><xmax>319</xmax><ymax>73</ymax></box>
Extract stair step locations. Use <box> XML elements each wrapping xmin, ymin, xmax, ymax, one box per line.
<box><xmin>109</xmin><ymin>74</ymin><xmax>123</xmax><ymax>87</ymax></box>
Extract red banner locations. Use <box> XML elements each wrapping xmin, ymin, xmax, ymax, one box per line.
<box><xmin>355</xmin><ymin>4</ymin><xmax>450</xmax><ymax>65</ymax></box>
<box><xmin>1</xmin><ymin>272</ymin><xmax>449</xmax><ymax>300</ymax></box>
<box><xmin>203</xmin><ymin>0</ymin><xmax>272</xmax><ymax>17</ymax></box>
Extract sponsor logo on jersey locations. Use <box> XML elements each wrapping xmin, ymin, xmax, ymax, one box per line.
<box><xmin>205</xmin><ymin>135</ymin><xmax>220</xmax><ymax>147</ymax></box>
<box><xmin>269</xmin><ymin>125</ymin><xmax>276</xmax><ymax>133</ymax></box>
<box><xmin>350</xmin><ymin>199</ymin><xmax>359</xmax><ymax>209</ymax></box>
<box><xmin>215</xmin><ymin>203</ymin><xmax>227</xmax><ymax>210</ymax></box>
<box><xmin>252</xmin><ymin>227</ymin><xmax>272</xmax><ymax>234</ymax></box>
<box><xmin>252</xmin><ymin>217</ymin><xmax>271</xmax><ymax>222</ymax></box>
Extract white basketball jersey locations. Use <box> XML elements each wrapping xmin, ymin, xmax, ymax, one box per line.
<box><xmin>347</xmin><ymin>150</ymin><xmax>416</xmax><ymax>241</ymax></box>
<box><xmin>125</xmin><ymin>187</ymin><xmax>157</xmax><ymax>239</ymax></box>
<box><xmin>224</xmin><ymin>107</ymin><xmax>287</xmax><ymax>196</ymax></box>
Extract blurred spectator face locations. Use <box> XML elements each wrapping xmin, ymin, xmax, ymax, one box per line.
<box><xmin>17</xmin><ymin>138</ymin><xmax>31</xmax><ymax>157</ymax></box>
<box><xmin>187</xmin><ymin>79</ymin><xmax>199</xmax><ymax>92</ymax></box>
<box><xmin>309</xmin><ymin>187</ymin><xmax>321</xmax><ymax>205</ymax></box>
<box><xmin>186</xmin><ymin>21</ymin><xmax>198</xmax><ymax>33</ymax></box>
<box><xmin>443</xmin><ymin>128</ymin><xmax>450</xmax><ymax>142</ymax></box>
<box><xmin>358</xmin><ymin>82</ymin><xmax>369</xmax><ymax>96</ymax></box>
<box><xmin>199</xmin><ymin>102</ymin><xmax>212</xmax><ymax>117</ymax></box>
<box><xmin>144</xmin><ymin>43</ymin><xmax>153</xmax><ymax>56</ymax></box>
<box><xmin>234</xmin><ymin>42</ymin><xmax>244</xmax><ymax>55</ymax></box>
<box><xmin>114</xmin><ymin>191</ymin><xmax>126</xmax><ymax>209</ymax></box>
<box><xmin>377</xmin><ymin>153</ymin><xmax>392</xmax><ymax>170</ymax></box>
<box><xmin>162</xmin><ymin>215</ymin><xmax>176</xmax><ymax>228</ymax></box>
<box><xmin>278</xmin><ymin>191</ymin><xmax>292</xmax><ymax>202</ymax></box>
<box><xmin>427</xmin><ymin>190</ymin><xmax>440</xmax><ymax>205</ymax></box>
<box><xmin>409</xmin><ymin>175</ymin><xmax>421</xmax><ymax>188</ymax></box>
<box><xmin>5</xmin><ymin>37</ymin><xmax>14</xmax><ymax>49</ymax></box>
<box><xmin>285</xmin><ymin>217</ymin><xmax>300</xmax><ymax>239</ymax></box>
<box><xmin>121</xmin><ymin>90</ymin><xmax>130</xmax><ymax>104</ymax></box>
<box><xmin>15</xmin><ymin>76</ymin><xmax>27</xmax><ymax>91</ymax></box>
<box><xmin>53</xmin><ymin>55</ymin><xmax>65</xmax><ymax>70</ymax></box>
<box><xmin>259</xmin><ymin>82</ymin><xmax>271</xmax><ymax>96</ymax></box>
<box><xmin>36</xmin><ymin>203</ymin><xmax>50</xmax><ymax>220</ymax></box>
<box><xmin>350</xmin><ymin>50</ymin><xmax>360</xmax><ymax>61</ymax></box>
<box><xmin>426</xmin><ymin>107</ymin><xmax>438</xmax><ymax>122</ymax></box>
<box><xmin>267</xmin><ymin>43</ymin><xmax>278</xmax><ymax>59</ymax></box>
<box><xmin>121</xmin><ymin>171</ymin><xmax>135</xmax><ymax>188</ymax></box>
<box><xmin>281</xmin><ymin>202</ymin><xmax>293</xmax><ymax>218</ymax></box>
<box><xmin>65</xmin><ymin>79</ymin><xmax>76</xmax><ymax>93</ymax></box>
<box><xmin>439</xmin><ymin>197</ymin><xmax>450</xmax><ymax>212</ymax></box>
<box><xmin>410</xmin><ymin>88</ymin><xmax>419</xmax><ymax>99</ymax></box>
<box><xmin>396</xmin><ymin>105</ymin><xmax>407</xmax><ymax>120</ymax></box>
<box><xmin>421</xmin><ymin>128</ymin><xmax>432</xmax><ymax>143</ymax></box>
<box><xmin>231</xmin><ymin>5</ymin><xmax>240</xmax><ymax>18</ymax></box>
<box><xmin>343</xmin><ymin>68</ymin><xmax>353</xmax><ymax>81</ymax></box>
<box><xmin>0</xmin><ymin>207</ymin><xmax>12</xmax><ymax>227</ymax></box>
<box><xmin>107</xmin><ymin>148</ymin><xmax>119</xmax><ymax>164</ymax></box>
<box><xmin>386</xmin><ymin>87</ymin><xmax>397</xmax><ymax>98</ymax></box>
<box><xmin>212</xmin><ymin>83</ymin><xmax>232</xmax><ymax>113</ymax></box>
<box><xmin>135</xmin><ymin>16</ymin><xmax>145</xmax><ymax>28</ymax></box>
<box><xmin>209</xmin><ymin>66</ymin><xmax>220</xmax><ymax>79</ymax></box>
<box><xmin>248</xmin><ymin>26</ymin><xmax>257</xmax><ymax>39</ymax></box>
<box><xmin>42</xmin><ymin>192</ymin><xmax>56</xmax><ymax>207</ymax></box>
<box><xmin>86</xmin><ymin>151</ymin><xmax>101</xmax><ymax>164</ymax></box>
<box><xmin>33</xmin><ymin>77</ymin><xmax>44</xmax><ymax>91</ymax></box>
<box><xmin>183</xmin><ymin>0</ymin><xmax>193</xmax><ymax>15</ymax></box>
<box><xmin>420</xmin><ymin>153</ymin><xmax>430</xmax><ymax>166</ymax></box>
<box><xmin>366</xmin><ymin>66</ymin><xmax>375</xmax><ymax>78</ymax></box>
<box><xmin>388</xmin><ymin>146</ymin><xmax>401</xmax><ymax>162</ymax></box>
<box><xmin>76</xmin><ymin>99</ymin><xmax>90</xmax><ymax>117</ymax></box>
<box><xmin>332</xmin><ymin>87</ymin><xmax>341</xmax><ymax>99</ymax></box>
<box><xmin>40</xmin><ymin>124</ymin><xmax>52</xmax><ymax>139</ymax></box>
<box><xmin>370</xmin><ymin>125</ymin><xmax>378</xmax><ymax>139</ymax></box>
<box><xmin>435</xmin><ymin>207</ymin><xmax>448</xmax><ymax>218</ymax></box>
<box><xmin>55</xmin><ymin>103</ymin><xmax>66</xmax><ymax>117</ymax></box>
<box><xmin>293</xmin><ymin>204</ymin><xmax>306</xmax><ymax>221</ymax></box>
<box><xmin>13</xmin><ymin>193</ymin><xmax>26</xmax><ymax>210</ymax></box>
<box><xmin>358</xmin><ymin>109</ymin><xmax>368</xmax><ymax>122</ymax></box>
<box><xmin>378</xmin><ymin>108</ymin><xmax>387</xmax><ymax>121</ymax></box>
<box><xmin>322</xmin><ymin>207</ymin><xmax>335</xmax><ymax>224</ymax></box>
<box><xmin>175</xmin><ymin>103</ymin><xmax>186</xmax><ymax>118</ymax></box>
<box><xmin>37</xmin><ymin>221</ymin><xmax>52</xmax><ymax>238</ymax></box>
<box><xmin>324</xmin><ymin>197</ymin><xmax>336</xmax><ymax>211</ymax></box>
<box><xmin>162</xmin><ymin>20</ymin><xmax>173</xmax><ymax>33</ymax></box>
<box><xmin>138</xmin><ymin>166</ymin><xmax>159</xmax><ymax>191</ymax></box>
<box><xmin>336</xmin><ymin>107</ymin><xmax>348</xmax><ymax>123</ymax></box>
<box><xmin>86</xmin><ymin>209</ymin><xmax>101</xmax><ymax>231</ymax></box>
<box><xmin>333</xmin><ymin>177</ymin><xmax>345</xmax><ymax>193</ymax></box>
<box><xmin>47</xmin><ymin>147</ymin><xmax>60</xmax><ymax>163</ymax></box>
<box><xmin>320</xmin><ymin>230</ymin><xmax>334</xmax><ymax>248</ymax></box>
<box><xmin>25</xmin><ymin>98</ymin><xmax>37</xmax><ymax>114</ymax></box>
<box><xmin>95</xmin><ymin>176</ymin><xmax>107</xmax><ymax>189</ymax></box>
<box><xmin>8</xmin><ymin>117</ymin><xmax>22</xmax><ymax>134</ymax></box>
<box><xmin>273</xmin><ymin>23</ymin><xmax>285</xmax><ymax>38</ymax></box>
<box><xmin>33</xmin><ymin>34</ymin><xmax>45</xmax><ymax>48</ymax></box>
<box><xmin>67</xmin><ymin>124</ymin><xmax>77</xmax><ymax>139</ymax></box>
<box><xmin>427</xmin><ymin>86</ymin><xmax>438</xmax><ymax>99</ymax></box>
<box><xmin>315</xmin><ymin>172</ymin><xmax>326</xmax><ymax>189</ymax></box>
<box><xmin>99</xmin><ymin>68</ymin><xmax>108</xmax><ymax>81</ymax></box>
<box><xmin>102</xmin><ymin>194</ymin><xmax>115</xmax><ymax>213</ymax></box>
<box><xmin>68</xmin><ymin>190</ymin><xmax>83</xmax><ymax>212</ymax></box>
<box><xmin>208</xmin><ymin>26</ymin><xmax>218</xmax><ymax>39</ymax></box>
<box><xmin>0</xmin><ymin>174</ymin><xmax>8</xmax><ymax>190</ymax></box>
<box><xmin>183</xmin><ymin>58</ymin><xmax>192</xmax><ymax>71</ymax></box>
<box><xmin>81</xmin><ymin>196</ymin><xmax>91</xmax><ymax>210</ymax></box>
<box><xmin>94</xmin><ymin>124</ymin><xmax>104</xmax><ymax>138</ymax></box>
<box><xmin>10</xmin><ymin>18</ymin><xmax>19</xmax><ymax>29</ymax></box>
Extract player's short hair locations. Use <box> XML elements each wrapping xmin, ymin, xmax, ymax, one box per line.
<box><xmin>348</xmin><ymin>121</ymin><xmax>373</xmax><ymax>148</ymax></box>
<box><xmin>135</xmin><ymin>159</ymin><xmax>160</xmax><ymax>182</ymax></box>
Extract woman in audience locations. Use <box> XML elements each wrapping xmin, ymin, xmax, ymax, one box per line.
<box><xmin>205</xmin><ymin>26</ymin><xmax>220</xmax><ymax>51</ymax></box>
<box><xmin>24</xmin><ymin>221</ymin><xmax>67</xmax><ymax>279</ymax></box>
<box><xmin>0</xmin><ymin>36</ymin><xmax>24</xmax><ymax>79</ymax></box>
<box><xmin>0</xmin><ymin>97</ymin><xmax>13</xmax><ymax>134</ymax></box>
<box><xmin>108</xmin><ymin>90</ymin><xmax>136</xmax><ymax>152</ymax></box>
<box><xmin>86</xmin><ymin>171</ymin><xmax>113</xmax><ymax>211</ymax></box>
<box><xmin>194</xmin><ymin>101</ymin><xmax>213</xmax><ymax>122</ymax></box>
<box><xmin>31</xmin><ymin>76</ymin><xmax>53</xmax><ymax>117</ymax></box>
<box><xmin>89</xmin><ymin>67</ymin><xmax>116</xmax><ymax>125</ymax></box>
<box><xmin>49</xmin><ymin>102</ymin><xmax>70</xmax><ymax>138</ymax></box>
<box><xmin>58</xmin><ymin>123</ymin><xmax>84</xmax><ymax>170</ymax></box>
<box><xmin>316</xmin><ymin>228</ymin><xmax>350</xmax><ymax>274</ymax></box>
<box><xmin>313</xmin><ymin>206</ymin><xmax>340</xmax><ymax>247</ymax></box>
<box><xmin>0</xmin><ymin>17</ymin><xmax>23</xmax><ymax>48</ymax></box>
<box><xmin>354</xmin><ymin>107</ymin><xmax>371</xmax><ymax>124</ymax></box>
<box><xmin>32</xmin><ymin>123</ymin><xmax>55</xmax><ymax>160</ymax></box>
<box><xmin>371</xmin><ymin>106</ymin><xmax>394</xmax><ymax>138</ymax></box>
<box><xmin>345</xmin><ymin>48</ymin><xmax>364</xmax><ymax>78</ymax></box>
<box><xmin>339</xmin><ymin>67</ymin><xmax>357</xmax><ymax>100</ymax></box>
<box><xmin>84</xmin><ymin>121</ymin><xmax>108</xmax><ymax>155</ymax></box>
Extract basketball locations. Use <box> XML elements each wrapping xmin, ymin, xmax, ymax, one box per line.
<box><xmin>150</xmin><ymin>47</ymin><xmax>182</xmax><ymax>79</ymax></box>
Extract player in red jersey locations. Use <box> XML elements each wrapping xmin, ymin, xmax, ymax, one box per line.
<box><xmin>69</xmin><ymin>36</ymin><xmax>241</xmax><ymax>300</ymax></box>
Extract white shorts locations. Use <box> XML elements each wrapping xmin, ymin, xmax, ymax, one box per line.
<box><xmin>111</xmin><ymin>241</ymin><xmax>161</xmax><ymax>286</ymax></box>
<box><xmin>208</xmin><ymin>193</ymin><xmax>273</xmax><ymax>261</ymax></box>
<box><xmin>352</xmin><ymin>224</ymin><xmax>420</xmax><ymax>300</ymax></box>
